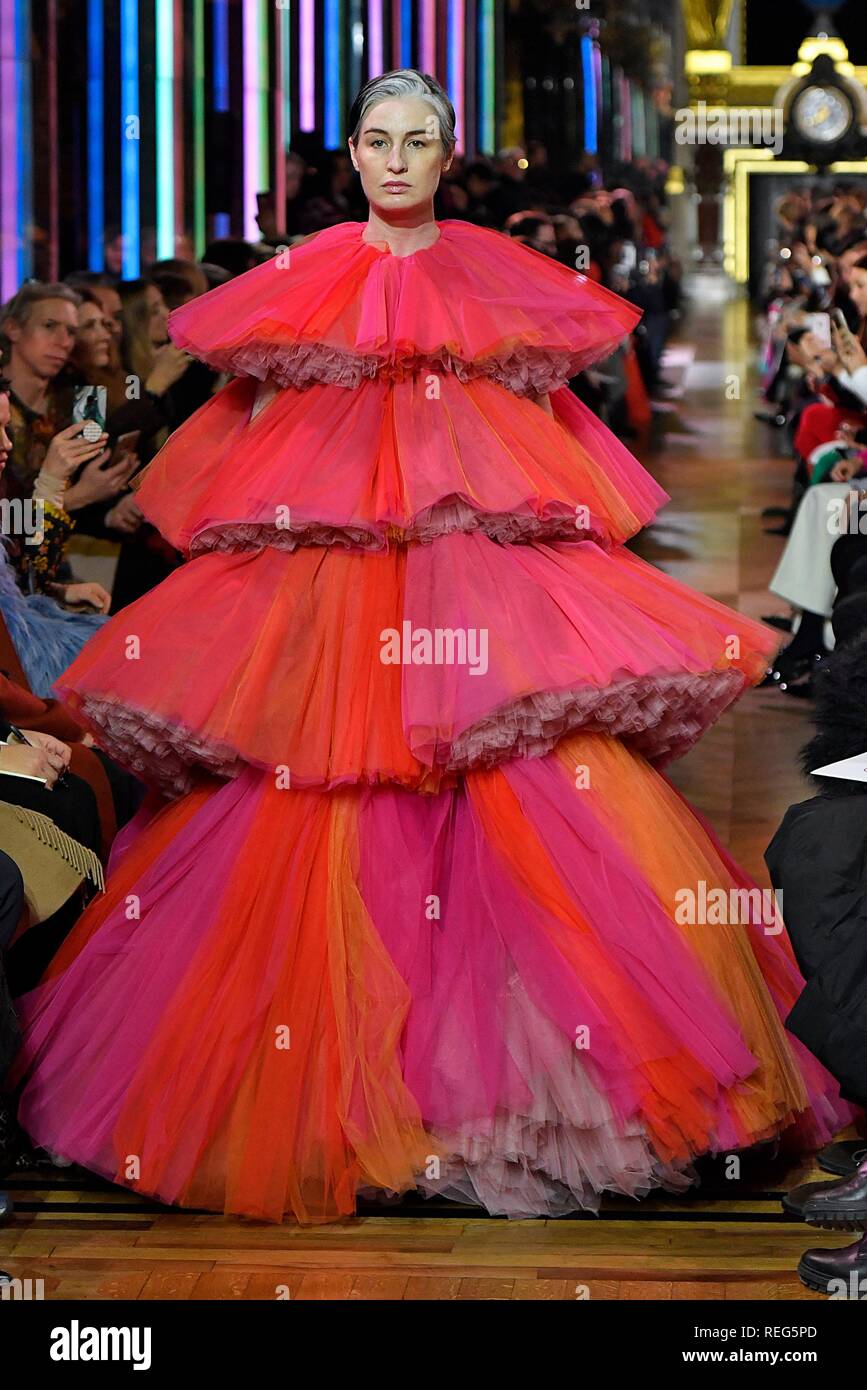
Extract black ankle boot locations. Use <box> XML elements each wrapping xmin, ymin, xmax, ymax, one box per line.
<box><xmin>798</xmin><ymin>1233</ymin><xmax>867</xmax><ymax>1296</ymax></box>
<box><xmin>785</xmin><ymin>1158</ymin><xmax>867</xmax><ymax>1231</ymax></box>
<box><xmin>818</xmin><ymin>1140</ymin><xmax>867</xmax><ymax>1178</ymax></box>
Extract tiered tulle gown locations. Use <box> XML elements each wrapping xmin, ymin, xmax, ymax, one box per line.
<box><xmin>10</xmin><ymin>221</ymin><xmax>849</xmax><ymax>1222</ymax></box>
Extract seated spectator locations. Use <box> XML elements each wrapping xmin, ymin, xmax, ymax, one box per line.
<box><xmin>0</xmin><ymin>341</ymin><xmax>110</xmax><ymax>678</ymax></box>
<box><xmin>504</xmin><ymin>212</ymin><xmax>557</xmax><ymax>257</ymax></box>
<box><xmin>766</xmin><ymin>636</ymin><xmax>867</xmax><ymax>1293</ymax></box>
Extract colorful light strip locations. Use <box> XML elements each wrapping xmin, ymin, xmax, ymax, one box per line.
<box><xmin>581</xmin><ymin>34</ymin><xmax>597</xmax><ymax>155</ymax></box>
<box><xmin>213</xmin><ymin>0</ymin><xmax>229</xmax><ymax>111</ymax></box>
<box><xmin>300</xmin><ymin>0</ymin><xmax>316</xmax><ymax>131</ymax></box>
<box><xmin>0</xmin><ymin>0</ymin><xmax>20</xmax><ymax>299</ymax></box>
<box><xmin>192</xmin><ymin>0</ymin><xmax>206</xmax><ymax>255</ymax></box>
<box><xmin>212</xmin><ymin>0</ymin><xmax>229</xmax><ymax>236</ymax></box>
<box><xmin>273</xmin><ymin>1</ymin><xmax>289</xmax><ymax>234</ymax></box>
<box><xmin>46</xmin><ymin>0</ymin><xmax>59</xmax><ymax>281</ymax></box>
<box><xmin>593</xmin><ymin>41</ymin><xmax>603</xmax><ymax>129</ymax></box>
<box><xmin>243</xmin><ymin>0</ymin><xmax>270</xmax><ymax>241</ymax></box>
<box><xmin>280</xmin><ymin>0</ymin><xmax>292</xmax><ymax>151</ymax></box>
<box><xmin>324</xmin><ymin>0</ymin><xmax>343</xmax><ymax>149</ymax></box>
<box><xmin>367</xmin><ymin>0</ymin><xmax>384</xmax><ymax>79</ymax></box>
<box><xmin>621</xmin><ymin>73</ymin><xmax>632</xmax><ymax>162</ymax></box>
<box><xmin>120</xmin><ymin>0</ymin><xmax>140</xmax><ymax>277</ymax></box>
<box><xmin>400</xmin><ymin>0</ymin><xmax>412</xmax><ymax>67</ymax></box>
<box><xmin>447</xmin><ymin>0</ymin><xmax>465</xmax><ymax>152</ymax></box>
<box><xmin>86</xmin><ymin>0</ymin><xmax>104</xmax><ymax>272</ymax></box>
<box><xmin>477</xmin><ymin>0</ymin><xmax>495</xmax><ymax>154</ymax></box>
<box><xmin>15</xmin><ymin>0</ymin><xmax>33</xmax><ymax>285</ymax></box>
<box><xmin>155</xmin><ymin>0</ymin><xmax>174</xmax><ymax>259</ymax></box>
<box><xmin>420</xmin><ymin>0</ymin><xmax>436</xmax><ymax>74</ymax></box>
<box><xmin>632</xmin><ymin>84</ymin><xmax>646</xmax><ymax>157</ymax></box>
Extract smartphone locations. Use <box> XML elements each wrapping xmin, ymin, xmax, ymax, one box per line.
<box><xmin>71</xmin><ymin>385</ymin><xmax>107</xmax><ymax>442</ymax></box>
<box><xmin>833</xmin><ymin>308</ymin><xmax>854</xmax><ymax>335</ymax></box>
<box><xmin>806</xmin><ymin>313</ymin><xmax>832</xmax><ymax>348</ymax></box>
<box><xmin>101</xmin><ymin>429</ymin><xmax>141</xmax><ymax>470</ymax></box>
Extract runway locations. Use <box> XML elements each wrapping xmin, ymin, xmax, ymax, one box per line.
<box><xmin>0</xmin><ymin>284</ymin><xmax>855</xmax><ymax>1301</ymax></box>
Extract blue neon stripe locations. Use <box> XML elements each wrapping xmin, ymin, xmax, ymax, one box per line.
<box><xmin>401</xmin><ymin>0</ymin><xmax>412</xmax><ymax>66</ymax></box>
<box><xmin>324</xmin><ymin>0</ymin><xmax>341</xmax><ymax>149</ymax></box>
<box><xmin>581</xmin><ymin>35</ymin><xmax>597</xmax><ymax>155</ymax></box>
<box><xmin>213</xmin><ymin>0</ymin><xmax>229</xmax><ymax>111</ymax></box>
<box><xmin>120</xmin><ymin>0</ymin><xmax>140</xmax><ymax>277</ymax></box>
<box><xmin>87</xmin><ymin>0</ymin><xmax>104</xmax><ymax>271</ymax></box>
<box><xmin>16</xmin><ymin>0</ymin><xmax>33</xmax><ymax>282</ymax></box>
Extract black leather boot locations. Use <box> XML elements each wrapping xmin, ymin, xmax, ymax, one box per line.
<box><xmin>785</xmin><ymin>1158</ymin><xmax>867</xmax><ymax>1231</ymax></box>
<box><xmin>818</xmin><ymin>1140</ymin><xmax>867</xmax><ymax>1178</ymax></box>
<box><xmin>798</xmin><ymin>1234</ymin><xmax>867</xmax><ymax>1296</ymax></box>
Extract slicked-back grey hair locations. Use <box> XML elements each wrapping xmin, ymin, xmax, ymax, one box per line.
<box><xmin>348</xmin><ymin>69</ymin><xmax>456</xmax><ymax>157</ymax></box>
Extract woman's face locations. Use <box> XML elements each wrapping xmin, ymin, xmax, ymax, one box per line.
<box><xmin>144</xmin><ymin>284</ymin><xmax>170</xmax><ymax>345</ymax></box>
<box><xmin>849</xmin><ymin>267</ymin><xmax>867</xmax><ymax>320</ymax></box>
<box><xmin>349</xmin><ymin>96</ymin><xmax>451</xmax><ymax>217</ymax></box>
<box><xmin>93</xmin><ymin>285</ymin><xmax>124</xmax><ymax>342</ymax></box>
<box><xmin>75</xmin><ymin>301</ymin><xmax>112</xmax><ymax>370</ymax></box>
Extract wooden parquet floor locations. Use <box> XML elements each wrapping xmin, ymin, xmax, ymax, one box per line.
<box><xmin>1</xmin><ymin>297</ymin><xmax>852</xmax><ymax>1301</ymax></box>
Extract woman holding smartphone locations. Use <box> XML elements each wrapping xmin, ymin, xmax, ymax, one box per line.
<box><xmin>767</xmin><ymin>260</ymin><xmax>867</xmax><ymax>690</ymax></box>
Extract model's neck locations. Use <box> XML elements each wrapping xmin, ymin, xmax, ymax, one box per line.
<box><xmin>362</xmin><ymin>206</ymin><xmax>440</xmax><ymax>256</ymax></box>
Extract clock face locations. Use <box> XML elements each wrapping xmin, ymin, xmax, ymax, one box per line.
<box><xmin>791</xmin><ymin>84</ymin><xmax>853</xmax><ymax>143</ymax></box>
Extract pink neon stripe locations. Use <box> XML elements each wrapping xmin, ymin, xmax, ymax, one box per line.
<box><xmin>367</xmin><ymin>0</ymin><xmax>383</xmax><ymax>79</ymax></box>
<box><xmin>420</xmin><ymin>0</ymin><xmax>436</xmax><ymax>74</ymax></box>
<box><xmin>450</xmin><ymin>0</ymin><xmax>465</xmax><ymax>152</ymax></box>
<box><xmin>300</xmin><ymin>0</ymin><xmax>315</xmax><ymax>130</ymax></box>
<box><xmin>0</xmin><ymin>0</ymin><xmax>20</xmax><ymax>298</ymax></box>
<box><xmin>273</xmin><ymin>8</ymin><xmax>286</xmax><ymax>235</ymax></box>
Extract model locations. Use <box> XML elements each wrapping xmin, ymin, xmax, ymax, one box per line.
<box><xmin>10</xmin><ymin>71</ymin><xmax>849</xmax><ymax>1223</ymax></box>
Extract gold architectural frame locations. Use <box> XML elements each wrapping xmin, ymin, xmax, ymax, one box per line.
<box><xmin>723</xmin><ymin>147</ymin><xmax>867</xmax><ymax>283</ymax></box>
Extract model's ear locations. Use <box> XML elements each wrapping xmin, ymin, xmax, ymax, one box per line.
<box><xmin>348</xmin><ymin>138</ymin><xmax>360</xmax><ymax>173</ymax></box>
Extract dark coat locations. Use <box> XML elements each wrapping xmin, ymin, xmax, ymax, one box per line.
<box><xmin>765</xmin><ymin>792</ymin><xmax>867</xmax><ymax>1109</ymax></box>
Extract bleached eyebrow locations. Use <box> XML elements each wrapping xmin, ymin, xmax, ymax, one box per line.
<box><xmin>362</xmin><ymin>127</ymin><xmax>430</xmax><ymax>137</ymax></box>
